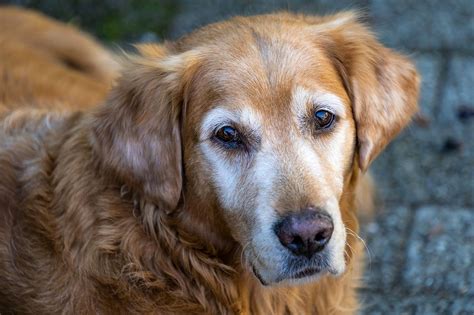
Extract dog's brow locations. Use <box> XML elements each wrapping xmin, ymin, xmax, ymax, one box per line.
<box><xmin>200</xmin><ymin>107</ymin><xmax>260</xmax><ymax>140</ymax></box>
<box><xmin>293</xmin><ymin>87</ymin><xmax>346</xmax><ymax>118</ymax></box>
<box><xmin>312</xmin><ymin>93</ymin><xmax>346</xmax><ymax>116</ymax></box>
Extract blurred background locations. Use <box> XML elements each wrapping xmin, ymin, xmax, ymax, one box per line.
<box><xmin>3</xmin><ymin>0</ymin><xmax>473</xmax><ymax>313</ymax></box>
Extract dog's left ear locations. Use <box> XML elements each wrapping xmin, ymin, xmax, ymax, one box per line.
<box><xmin>90</xmin><ymin>45</ymin><xmax>201</xmax><ymax>212</ymax></box>
<box><xmin>316</xmin><ymin>12</ymin><xmax>420</xmax><ymax>171</ymax></box>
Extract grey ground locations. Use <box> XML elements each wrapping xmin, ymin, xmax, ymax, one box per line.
<box><xmin>7</xmin><ymin>0</ymin><xmax>474</xmax><ymax>314</ymax></box>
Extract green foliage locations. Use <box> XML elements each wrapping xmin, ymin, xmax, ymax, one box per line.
<box><xmin>8</xmin><ymin>0</ymin><xmax>179</xmax><ymax>42</ymax></box>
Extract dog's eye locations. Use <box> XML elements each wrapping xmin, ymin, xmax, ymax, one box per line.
<box><xmin>214</xmin><ymin>126</ymin><xmax>242</xmax><ymax>148</ymax></box>
<box><xmin>314</xmin><ymin>110</ymin><xmax>335</xmax><ymax>130</ymax></box>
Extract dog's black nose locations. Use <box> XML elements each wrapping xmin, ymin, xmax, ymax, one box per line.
<box><xmin>274</xmin><ymin>209</ymin><xmax>333</xmax><ymax>258</ymax></box>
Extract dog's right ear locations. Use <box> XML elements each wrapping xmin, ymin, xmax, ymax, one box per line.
<box><xmin>90</xmin><ymin>44</ymin><xmax>201</xmax><ymax>212</ymax></box>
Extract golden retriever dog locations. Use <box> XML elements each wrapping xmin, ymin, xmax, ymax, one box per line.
<box><xmin>0</xmin><ymin>7</ymin><xmax>419</xmax><ymax>314</ymax></box>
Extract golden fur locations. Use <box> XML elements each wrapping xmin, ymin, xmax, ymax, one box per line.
<box><xmin>0</xmin><ymin>8</ymin><xmax>419</xmax><ymax>314</ymax></box>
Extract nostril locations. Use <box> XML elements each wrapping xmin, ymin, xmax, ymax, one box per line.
<box><xmin>314</xmin><ymin>231</ymin><xmax>328</xmax><ymax>244</ymax></box>
<box><xmin>287</xmin><ymin>235</ymin><xmax>305</xmax><ymax>253</ymax></box>
<box><xmin>313</xmin><ymin>227</ymin><xmax>332</xmax><ymax>252</ymax></box>
<box><xmin>291</xmin><ymin>235</ymin><xmax>304</xmax><ymax>247</ymax></box>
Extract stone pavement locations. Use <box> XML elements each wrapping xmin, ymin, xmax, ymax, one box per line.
<box><xmin>9</xmin><ymin>0</ymin><xmax>474</xmax><ymax>313</ymax></box>
<box><xmin>359</xmin><ymin>2</ymin><xmax>473</xmax><ymax>313</ymax></box>
<box><xmin>168</xmin><ymin>1</ymin><xmax>474</xmax><ymax>313</ymax></box>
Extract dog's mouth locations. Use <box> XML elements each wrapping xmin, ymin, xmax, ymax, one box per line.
<box><xmin>251</xmin><ymin>264</ymin><xmax>323</xmax><ymax>285</ymax></box>
<box><xmin>248</xmin><ymin>244</ymin><xmax>331</xmax><ymax>285</ymax></box>
<box><xmin>252</xmin><ymin>265</ymin><xmax>269</xmax><ymax>286</ymax></box>
<box><xmin>290</xmin><ymin>266</ymin><xmax>321</xmax><ymax>279</ymax></box>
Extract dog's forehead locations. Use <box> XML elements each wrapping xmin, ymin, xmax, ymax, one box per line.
<box><xmin>192</xmin><ymin>30</ymin><xmax>348</xmax><ymax>121</ymax></box>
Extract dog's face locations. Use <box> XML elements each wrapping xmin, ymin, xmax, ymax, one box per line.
<box><xmin>93</xmin><ymin>12</ymin><xmax>419</xmax><ymax>286</ymax></box>
<box><xmin>184</xmin><ymin>39</ymin><xmax>355</xmax><ymax>284</ymax></box>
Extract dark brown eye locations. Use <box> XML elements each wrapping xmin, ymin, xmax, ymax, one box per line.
<box><xmin>214</xmin><ymin>126</ymin><xmax>241</xmax><ymax>148</ymax></box>
<box><xmin>314</xmin><ymin>110</ymin><xmax>335</xmax><ymax>130</ymax></box>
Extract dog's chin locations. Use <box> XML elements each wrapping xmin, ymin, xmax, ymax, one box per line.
<box><xmin>251</xmin><ymin>264</ymin><xmax>335</xmax><ymax>287</ymax></box>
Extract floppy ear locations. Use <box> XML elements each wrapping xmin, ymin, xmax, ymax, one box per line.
<box><xmin>317</xmin><ymin>12</ymin><xmax>420</xmax><ymax>171</ymax></box>
<box><xmin>91</xmin><ymin>45</ymin><xmax>200</xmax><ymax>212</ymax></box>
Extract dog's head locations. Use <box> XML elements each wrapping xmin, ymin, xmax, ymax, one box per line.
<box><xmin>92</xmin><ymin>12</ymin><xmax>419</xmax><ymax>286</ymax></box>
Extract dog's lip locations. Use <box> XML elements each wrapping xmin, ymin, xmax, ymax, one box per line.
<box><xmin>251</xmin><ymin>264</ymin><xmax>323</xmax><ymax>285</ymax></box>
<box><xmin>251</xmin><ymin>265</ymin><xmax>269</xmax><ymax>286</ymax></box>
<box><xmin>289</xmin><ymin>266</ymin><xmax>321</xmax><ymax>279</ymax></box>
